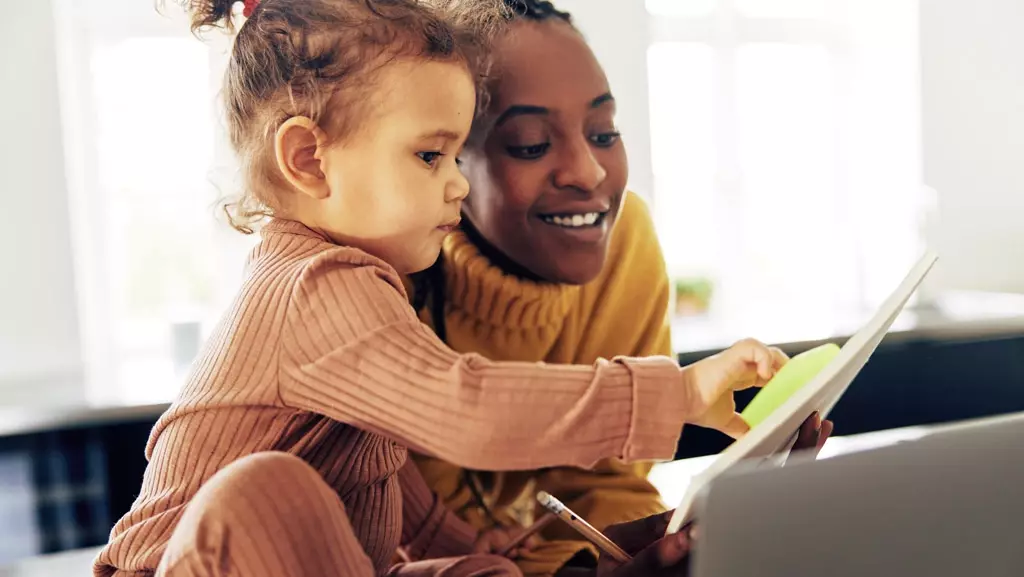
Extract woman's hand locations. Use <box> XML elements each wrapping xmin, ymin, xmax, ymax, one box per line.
<box><xmin>793</xmin><ymin>411</ymin><xmax>834</xmax><ymax>458</ymax></box>
<box><xmin>553</xmin><ymin>511</ymin><xmax>692</xmax><ymax>577</ymax></box>
<box><xmin>598</xmin><ymin>511</ymin><xmax>693</xmax><ymax>576</ymax></box>
<box><xmin>682</xmin><ymin>339</ymin><xmax>789</xmax><ymax>438</ymax></box>
<box><xmin>472</xmin><ymin>522</ymin><xmax>541</xmax><ymax>558</ymax></box>
<box><xmin>553</xmin><ymin>414</ymin><xmax>835</xmax><ymax>577</ymax></box>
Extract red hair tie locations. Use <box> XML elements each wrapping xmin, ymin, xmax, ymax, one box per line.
<box><xmin>242</xmin><ymin>0</ymin><xmax>260</xmax><ymax>18</ymax></box>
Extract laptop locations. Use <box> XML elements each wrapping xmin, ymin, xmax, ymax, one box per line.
<box><xmin>691</xmin><ymin>411</ymin><xmax>1024</xmax><ymax>577</ymax></box>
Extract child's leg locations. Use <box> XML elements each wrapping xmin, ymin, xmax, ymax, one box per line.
<box><xmin>155</xmin><ymin>451</ymin><xmax>375</xmax><ymax>577</ymax></box>
<box><xmin>387</xmin><ymin>555</ymin><xmax>522</xmax><ymax>577</ymax></box>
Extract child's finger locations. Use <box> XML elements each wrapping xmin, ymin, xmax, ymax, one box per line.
<box><xmin>720</xmin><ymin>412</ymin><xmax>750</xmax><ymax>439</ymax></box>
<box><xmin>751</xmin><ymin>346</ymin><xmax>788</xmax><ymax>387</ymax></box>
<box><xmin>746</xmin><ymin>341</ymin><xmax>780</xmax><ymax>383</ymax></box>
<box><xmin>757</xmin><ymin>356</ymin><xmax>778</xmax><ymax>385</ymax></box>
<box><xmin>770</xmin><ymin>347</ymin><xmax>789</xmax><ymax>371</ymax></box>
<box><xmin>757</xmin><ymin>357</ymin><xmax>774</xmax><ymax>382</ymax></box>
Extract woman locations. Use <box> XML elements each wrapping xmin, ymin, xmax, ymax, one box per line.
<box><xmin>409</xmin><ymin>1</ymin><xmax>831</xmax><ymax>576</ymax></box>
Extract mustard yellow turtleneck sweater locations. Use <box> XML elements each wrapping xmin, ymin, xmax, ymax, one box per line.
<box><xmin>412</xmin><ymin>192</ymin><xmax>673</xmax><ymax>577</ymax></box>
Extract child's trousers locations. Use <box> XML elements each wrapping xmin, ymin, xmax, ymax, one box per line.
<box><xmin>154</xmin><ymin>452</ymin><xmax>521</xmax><ymax>577</ymax></box>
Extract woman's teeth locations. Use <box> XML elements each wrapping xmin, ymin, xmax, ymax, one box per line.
<box><xmin>540</xmin><ymin>212</ymin><xmax>602</xmax><ymax>228</ymax></box>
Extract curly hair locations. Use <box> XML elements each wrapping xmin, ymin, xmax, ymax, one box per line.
<box><xmin>178</xmin><ymin>0</ymin><xmax>507</xmax><ymax>233</ymax></box>
<box><xmin>501</xmin><ymin>0</ymin><xmax>571</xmax><ymax>23</ymax></box>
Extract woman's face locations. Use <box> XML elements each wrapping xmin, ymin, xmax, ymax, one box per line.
<box><xmin>461</xmin><ymin>19</ymin><xmax>628</xmax><ymax>285</ymax></box>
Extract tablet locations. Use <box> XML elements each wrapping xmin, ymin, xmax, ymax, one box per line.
<box><xmin>741</xmin><ymin>343</ymin><xmax>841</xmax><ymax>428</ymax></box>
<box><xmin>666</xmin><ymin>250</ymin><xmax>938</xmax><ymax>534</ymax></box>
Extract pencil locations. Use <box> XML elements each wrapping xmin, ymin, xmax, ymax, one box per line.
<box><xmin>535</xmin><ymin>491</ymin><xmax>632</xmax><ymax>563</ymax></box>
<box><xmin>497</xmin><ymin>513</ymin><xmax>557</xmax><ymax>557</ymax></box>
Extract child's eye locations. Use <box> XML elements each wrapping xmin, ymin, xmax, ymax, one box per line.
<box><xmin>590</xmin><ymin>132</ymin><xmax>621</xmax><ymax>148</ymax></box>
<box><xmin>417</xmin><ymin>151</ymin><xmax>443</xmax><ymax>166</ymax></box>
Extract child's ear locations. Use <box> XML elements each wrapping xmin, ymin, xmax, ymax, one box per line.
<box><xmin>274</xmin><ymin>117</ymin><xmax>330</xmax><ymax>200</ymax></box>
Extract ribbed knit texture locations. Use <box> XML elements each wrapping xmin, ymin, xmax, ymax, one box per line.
<box><xmin>412</xmin><ymin>191</ymin><xmax>676</xmax><ymax>577</ymax></box>
<box><xmin>154</xmin><ymin>452</ymin><xmax>379</xmax><ymax>577</ymax></box>
<box><xmin>151</xmin><ymin>451</ymin><xmax>520</xmax><ymax>577</ymax></box>
<box><xmin>94</xmin><ymin>217</ymin><xmax>688</xmax><ymax>577</ymax></box>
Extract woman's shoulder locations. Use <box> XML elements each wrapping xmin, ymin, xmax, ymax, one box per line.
<box><xmin>620</xmin><ymin>190</ymin><xmax>656</xmax><ymax>223</ymax></box>
<box><xmin>580</xmin><ymin>190</ymin><xmax>668</xmax><ymax>309</ymax></box>
<box><xmin>571</xmin><ymin>191</ymin><xmax>672</xmax><ymax>357</ymax></box>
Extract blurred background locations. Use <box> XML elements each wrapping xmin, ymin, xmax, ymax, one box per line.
<box><xmin>2</xmin><ymin>0</ymin><xmax>1024</xmax><ymax>568</ymax></box>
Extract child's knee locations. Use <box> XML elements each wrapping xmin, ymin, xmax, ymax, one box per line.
<box><xmin>178</xmin><ymin>451</ymin><xmax>339</xmax><ymax>544</ymax></box>
<box><xmin>198</xmin><ymin>451</ymin><xmax>320</xmax><ymax>502</ymax></box>
<box><xmin>225</xmin><ymin>451</ymin><xmax>315</xmax><ymax>480</ymax></box>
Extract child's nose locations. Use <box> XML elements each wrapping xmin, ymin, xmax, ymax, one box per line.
<box><xmin>446</xmin><ymin>170</ymin><xmax>470</xmax><ymax>202</ymax></box>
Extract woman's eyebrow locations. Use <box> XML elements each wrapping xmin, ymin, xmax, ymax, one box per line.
<box><xmin>494</xmin><ymin>105</ymin><xmax>549</xmax><ymax>127</ymax></box>
<box><xmin>591</xmin><ymin>92</ymin><xmax>614</xmax><ymax>108</ymax></box>
<box><xmin>494</xmin><ymin>93</ymin><xmax>613</xmax><ymax>127</ymax></box>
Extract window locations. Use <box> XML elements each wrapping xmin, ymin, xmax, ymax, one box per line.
<box><xmin>647</xmin><ymin>0</ymin><xmax>925</xmax><ymax>344</ymax></box>
<box><xmin>53</xmin><ymin>1</ymin><xmax>253</xmax><ymax>403</ymax></box>
<box><xmin>49</xmin><ymin>0</ymin><xmax>927</xmax><ymax>392</ymax></box>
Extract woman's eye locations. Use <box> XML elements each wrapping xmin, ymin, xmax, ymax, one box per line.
<box><xmin>417</xmin><ymin>151</ymin><xmax>442</xmax><ymax>166</ymax></box>
<box><xmin>590</xmin><ymin>132</ymin><xmax>621</xmax><ymax>147</ymax></box>
<box><xmin>505</xmin><ymin>143</ymin><xmax>550</xmax><ymax>160</ymax></box>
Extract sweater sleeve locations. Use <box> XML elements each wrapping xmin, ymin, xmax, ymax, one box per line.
<box><xmin>527</xmin><ymin>192</ymin><xmax>675</xmax><ymax>576</ymax></box>
<box><xmin>278</xmin><ymin>253</ymin><xmax>690</xmax><ymax>472</ymax></box>
<box><xmin>398</xmin><ymin>458</ymin><xmax>477</xmax><ymax>560</ymax></box>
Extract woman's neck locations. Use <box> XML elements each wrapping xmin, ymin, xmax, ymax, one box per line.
<box><xmin>439</xmin><ymin>223</ymin><xmax>579</xmax><ymax>330</ymax></box>
<box><xmin>459</xmin><ymin>218</ymin><xmax>547</xmax><ymax>283</ymax></box>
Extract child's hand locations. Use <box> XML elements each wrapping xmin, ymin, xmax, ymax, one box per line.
<box><xmin>682</xmin><ymin>338</ymin><xmax>788</xmax><ymax>438</ymax></box>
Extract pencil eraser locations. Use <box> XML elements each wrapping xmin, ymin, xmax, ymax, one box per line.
<box><xmin>740</xmin><ymin>343</ymin><xmax>841</xmax><ymax>428</ymax></box>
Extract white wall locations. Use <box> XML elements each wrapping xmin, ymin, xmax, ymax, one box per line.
<box><xmin>0</xmin><ymin>0</ymin><xmax>82</xmax><ymax>394</ymax></box>
<box><xmin>554</xmin><ymin>0</ymin><xmax>655</xmax><ymax>200</ymax></box>
<box><xmin>921</xmin><ymin>0</ymin><xmax>1024</xmax><ymax>292</ymax></box>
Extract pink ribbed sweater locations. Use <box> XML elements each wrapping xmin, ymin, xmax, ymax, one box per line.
<box><xmin>94</xmin><ymin>219</ymin><xmax>691</xmax><ymax>576</ymax></box>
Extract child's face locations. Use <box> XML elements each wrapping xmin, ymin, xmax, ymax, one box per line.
<box><xmin>315</xmin><ymin>59</ymin><xmax>475</xmax><ymax>273</ymax></box>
